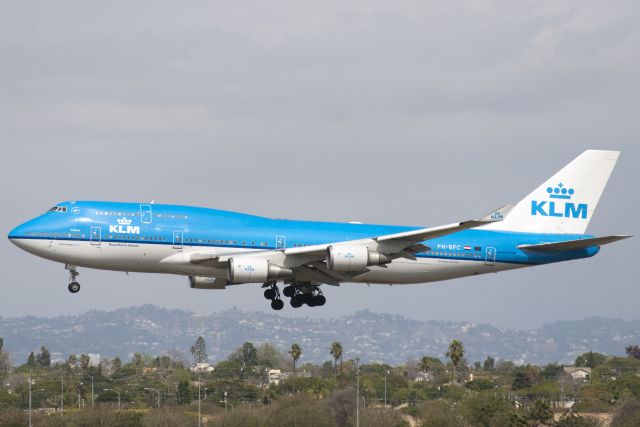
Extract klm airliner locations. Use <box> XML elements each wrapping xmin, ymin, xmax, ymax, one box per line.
<box><xmin>8</xmin><ymin>150</ymin><xmax>630</xmax><ymax>310</ymax></box>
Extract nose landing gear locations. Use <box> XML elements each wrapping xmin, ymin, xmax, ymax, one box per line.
<box><xmin>66</xmin><ymin>265</ymin><xmax>80</xmax><ymax>294</ymax></box>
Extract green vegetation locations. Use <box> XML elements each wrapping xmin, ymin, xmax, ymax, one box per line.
<box><xmin>1</xmin><ymin>335</ymin><xmax>640</xmax><ymax>426</ymax></box>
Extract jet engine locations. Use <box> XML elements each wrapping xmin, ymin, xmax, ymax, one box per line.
<box><xmin>227</xmin><ymin>257</ymin><xmax>293</xmax><ymax>284</ymax></box>
<box><xmin>326</xmin><ymin>245</ymin><xmax>391</xmax><ymax>272</ymax></box>
<box><xmin>188</xmin><ymin>276</ymin><xmax>227</xmax><ymax>289</ymax></box>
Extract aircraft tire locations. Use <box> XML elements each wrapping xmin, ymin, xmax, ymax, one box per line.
<box><xmin>290</xmin><ymin>295</ymin><xmax>303</xmax><ymax>308</ymax></box>
<box><xmin>283</xmin><ymin>285</ymin><xmax>295</xmax><ymax>298</ymax></box>
<box><xmin>264</xmin><ymin>288</ymin><xmax>276</xmax><ymax>300</ymax></box>
<box><xmin>68</xmin><ymin>282</ymin><xmax>80</xmax><ymax>293</ymax></box>
<box><xmin>304</xmin><ymin>294</ymin><xmax>316</xmax><ymax>307</ymax></box>
<box><xmin>271</xmin><ymin>299</ymin><xmax>284</xmax><ymax>310</ymax></box>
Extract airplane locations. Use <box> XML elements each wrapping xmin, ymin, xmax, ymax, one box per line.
<box><xmin>8</xmin><ymin>150</ymin><xmax>631</xmax><ymax>310</ymax></box>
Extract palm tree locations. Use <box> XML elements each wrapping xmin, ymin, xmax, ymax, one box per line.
<box><xmin>419</xmin><ymin>356</ymin><xmax>432</xmax><ymax>381</ymax></box>
<box><xmin>289</xmin><ymin>343</ymin><xmax>302</xmax><ymax>392</ymax></box>
<box><xmin>446</xmin><ymin>339</ymin><xmax>465</xmax><ymax>384</ymax></box>
<box><xmin>330</xmin><ymin>342</ymin><xmax>343</xmax><ymax>379</ymax></box>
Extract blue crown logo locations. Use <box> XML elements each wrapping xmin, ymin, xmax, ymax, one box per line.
<box><xmin>546</xmin><ymin>183</ymin><xmax>574</xmax><ymax>200</ymax></box>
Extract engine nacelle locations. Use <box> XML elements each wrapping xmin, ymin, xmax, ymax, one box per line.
<box><xmin>227</xmin><ymin>257</ymin><xmax>293</xmax><ymax>284</ymax></box>
<box><xmin>188</xmin><ymin>276</ymin><xmax>227</xmax><ymax>290</ymax></box>
<box><xmin>326</xmin><ymin>245</ymin><xmax>391</xmax><ymax>272</ymax></box>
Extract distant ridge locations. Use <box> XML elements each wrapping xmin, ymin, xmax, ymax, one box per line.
<box><xmin>1</xmin><ymin>305</ymin><xmax>639</xmax><ymax>366</ymax></box>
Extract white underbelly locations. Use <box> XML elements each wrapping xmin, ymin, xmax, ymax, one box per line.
<box><xmin>13</xmin><ymin>238</ymin><xmax>526</xmax><ymax>284</ymax></box>
<box><xmin>353</xmin><ymin>257</ymin><xmax>525</xmax><ymax>284</ymax></box>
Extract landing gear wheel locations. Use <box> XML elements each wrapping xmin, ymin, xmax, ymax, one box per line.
<box><xmin>303</xmin><ymin>294</ymin><xmax>316</xmax><ymax>307</ymax></box>
<box><xmin>68</xmin><ymin>282</ymin><xmax>80</xmax><ymax>293</ymax></box>
<box><xmin>314</xmin><ymin>295</ymin><xmax>326</xmax><ymax>306</ymax></box>
<box><xmin>271</xmin><ymin>299</ymin><xmax>284</xmax><ymax>310</ymax></box>
<box><xmin>290</xmin><ymin>294</ymin><xmax>303</xmax><ymax>308</ymax></box>
<box><xmin>264</xmin><ymin>288</ymin><xmax>277</xmax><ymax>300</ymax></box>
<box><xmin>283</xmin><ymin>285</ymin><xmax>296</xmax><ymax>298</ymax></box>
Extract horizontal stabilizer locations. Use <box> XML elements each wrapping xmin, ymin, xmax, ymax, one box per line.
<box><xmin>518</xmin><ymin>235</ymin><xmax>631</xmax><ymax>252</ymax></box>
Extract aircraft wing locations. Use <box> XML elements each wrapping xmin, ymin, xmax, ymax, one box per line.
<box><xmin>280</xmin><ymin>204</ymin><xmax>513</xmax><ymax>261</ymax></box>
<box><xmin>188</xmin><ymin>204</ymin><xmax>512</xmax><ymax>284</ymax></box>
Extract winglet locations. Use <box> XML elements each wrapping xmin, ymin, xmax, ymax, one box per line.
<box><xmin>479</xmin><ymin>204</ymin><xmax>514</xmax><ymax>223</ymax></box>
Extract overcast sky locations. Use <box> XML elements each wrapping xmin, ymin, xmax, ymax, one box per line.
<box><xmin>0</xmin><ymin>0</ymin><xmax>638</xmax><ymax>329</ymax></box>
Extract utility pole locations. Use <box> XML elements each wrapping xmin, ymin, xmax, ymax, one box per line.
<box><xmin>77</xmin><ymin>382</ymin><xmax>83</xmax><ymax>409</ymax></box>
<box><xmin>28</xmin><ymin>370</ymin><xmax>32</xmax><ymax>427</ymax></box>
<box><xmin>61</xmin><ymin>376</ymin><xmax>64</xmax><ymax>415</ymax></box>
<box><xmin>355</xmin><ymin>358</ymin><xmax>360</xmax><ymax>427</ymax></box>
<box><xmin>384</xmin><ymin>370</ymin><xmax>389</xmax><ymax>407</ymax></box>
<box><xmin>89</xmin><ymin>375</ymin><xmax>94</xmax><ymax>407</ymax></box>
<box><xmin>103</xmin><ymin>388</ymin><xmax>121</xmax><ymax>410</ymax></box>
<box><xmin>198</xmin><ymin>373</ymin><xmax>202</xmax><ymax>427</ymax></box>
<box><xmin>144</xmin><ymin>388</ymin><xmax>160</xmax><ymax>408</ymax></box>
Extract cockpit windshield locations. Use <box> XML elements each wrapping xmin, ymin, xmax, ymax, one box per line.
<box><xmin>49</xmin><ymin>206</ymin><xmax>68</xmax><ymax>213</ymax></box>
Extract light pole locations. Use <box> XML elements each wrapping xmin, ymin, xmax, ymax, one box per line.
<box><xmin>355</xmin><ymin>358</ymin><xmax>360</xmax><ymax>427</ymax></box>
<box><xmin>29</xmin><ymin>379</ymin><xmax>45</xmax><ymax>427</ymax></box>
<box><xmin>103</xmin><ymin>388</ymin><xmax>121</xmax><ymax>410</ymax></box>
<box><xmin>61</xmin><ymin>376</ymin><xmax>64</xmax><ymax>415</ymax></box>
<box><xmin>144</xmin><ymin>387</ymin><xmax>160</xmax><ymax>408</ymax></box>
<box><xmin>77</xmin><ymin>382</ymin><xmax>83</xmax><ymax>409</ymax></box>
<box><xmin>88</xmin><ymin>375</ymin><xmax>94</xmax><ymax>407</ymax></box>
<box><xmin>384</xmin><ymin>370</ymin><xmax>389</xmax><ymax>407</ymax></box>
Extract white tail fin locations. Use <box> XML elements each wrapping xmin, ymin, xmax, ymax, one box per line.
<box><xmin>485</xmin><ymin>150</ymin><xmax>620</xmax><ymax>234</ymax></box>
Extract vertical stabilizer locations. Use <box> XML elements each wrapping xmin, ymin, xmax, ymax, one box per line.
<box><xmin>484</xmin><ymin>150</ymin><xmax>619</xmax><ymax>234</ymax></box>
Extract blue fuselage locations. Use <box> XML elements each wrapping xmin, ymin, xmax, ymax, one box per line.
<box><xmin>9</xmin><ymin>201</ymin><xmax>598</xmax><ymax>273</ymax></box>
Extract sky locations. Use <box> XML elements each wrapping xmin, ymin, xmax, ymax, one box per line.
<box><xmin>0</xmin><ymin>0</ymin><xmax>638</xmax><ymax>329</ymax></box>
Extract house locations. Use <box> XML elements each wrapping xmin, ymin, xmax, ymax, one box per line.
<box><xmin>190</xmin><ymin>362</ymin><xmax>214</xmax><ymax>373</ymax></box>
<box><xmin>414</xmin><ymin>371</ymin><xmax>434</xmax><ymax>382</ymax></box>
<box><xmin>268</xmin><ymin>369</ymin><xmax>283</xmax><ymax>385</ymax></box>
<box><xmin>563</xmin><ymin>367</ymin><xmax>591</xmax><ymax>381</ymax></box>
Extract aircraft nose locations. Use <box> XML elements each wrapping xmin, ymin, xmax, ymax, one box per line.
<box><xmin>8</xmin><ymin>223</ymin><xmax>27</xmax><ymax>245</ymax></box>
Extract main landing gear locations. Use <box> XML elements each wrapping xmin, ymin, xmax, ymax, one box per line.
<box><xmin>263</xmin><ymin>282</ymin><xmax>327</xmax><ymax>310</ymax></box>
<box><xmin>263</xmin><ymin>282</ymin><xmax>284</xmax><ymax>311</ymax></box>
<box><xmin>289</xmin><ymin>285</ymin><xmax>326</xmax><ymax>308</ymax></box>
<box><xmin>66</xmin><ymin>265</ymin><xmax>81</xmax><ymax>294</ymax></box>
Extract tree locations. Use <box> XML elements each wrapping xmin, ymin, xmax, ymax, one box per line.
<box><xmin>330</xmin><ymin>342</ymin><xmax>343</xmax><ymax>378</ymax></box>
<box><xmin>289</xmin><ymin>343</ymin><xmax>302</xmax><ymax>380</ymax></box>
<box><xmin>512</xmin><ymin>371</ymin><xmax>532</xmax><ymax>390</ymax></box>
<box><xmin>446</xmin><ymin>339</ymin><xmax>465</xmax><ymax>384</ymax></box>
<box><xmin>419</xmin><ymin>356</ymin><xmax>433</xmax><ymax>380</ymax></box>
<box><xmin>555</xmin><ymin>413</ymin><xmax>601</xmax><ymax>427</ymax></box>
<box><xmin>79</xmin><ymin>354</ymin><xmax>91</xmax><ymax>371</ymax></box>
<box><xmin>483</xmin><ymin>356</ymin><xmax>495</xmax><ymax>371</ymax></box>
<box><xmin>27</xmin><ymin>352</ymin><xmax>35</xmax><ymax>367</ymax></box>
<box><xmin>626</xmin><ymin>345</ymin><xmax>640</xmax><ymax>360</ymax></box>
<box><xmin>241</xmin><ymin>342</ymin><xmax>258</xmax><ymax>366</ymax></box>
<box><xmin>112</xmin><ymin>356</ymin><xmax>122</xmax><ymax>370</ymax></box>
<box><xmin>67</xmin><ymin>354</ymin><xmax>78</xmax><ymax>370</ymax></box>
<box><xmin>35</xmin><ymin>346</ymin><xmax>51</xmax><ymax>367</ymax></box>
<box><xmin>575</xmin><ymin>351</ymin><xmax>606</xmax><ymax>369</ymax></box>
<box><xmin>191</xmin><ymin>336</ymin><xmax>207</xmax><ymax>364</ymax></box>
<box><xmin>257</xmin><ymin>343</ymin><xmax>282</xmax><ymax>368</ymax></box>
<box><xmin>176</xmin><ymin>380</ymin><xmax>191</xmax><ymax>405</ymax></box>
<box><xmin>0</xmin><ymin>338</ymin><xmax>10</xmax><ymax>370</ymax></box>
<box><xmin>526</xmin><ymin>399</ymin><xmax>553</xmax><ymax>425</ymax></box>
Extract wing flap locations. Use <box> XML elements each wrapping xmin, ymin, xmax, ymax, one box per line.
<box><xmin>518</xmin><ymin>235</ymin><xmax>631</xmax><ymax>252</ymax></box>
